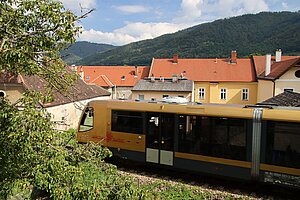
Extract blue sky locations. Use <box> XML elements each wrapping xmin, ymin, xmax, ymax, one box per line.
<box><xmin>60</xmin><ymin>0</ymin><xmax>300</xmax><ymax>46</ymax></box>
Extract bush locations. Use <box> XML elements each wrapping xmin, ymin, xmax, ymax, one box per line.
<box><xmin>0</xmin><ymin>95</ymin><xmax>145</xmax><ymax>199</ymax></box>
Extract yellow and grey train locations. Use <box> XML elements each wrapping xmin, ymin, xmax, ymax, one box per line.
<box><xmin>77</xmin><ymin>99</ymin><xmax>300</xmax><ymax>188</ymax></box>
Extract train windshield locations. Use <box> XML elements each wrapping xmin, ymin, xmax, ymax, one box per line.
<box><xmin>78</xmin><ymin>107</ymin><xmax>94</xmax><ymax>132</ymax></box>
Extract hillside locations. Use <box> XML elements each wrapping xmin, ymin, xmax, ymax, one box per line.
<box><xmin>61</xmin><ymin>41</ymin><xmax>116</xmax><ymax>65</ymax></box>
<box><xmin>77</xmin><ymin>11</ymin><xmax>300</xmax><ymax>66</ymax></box>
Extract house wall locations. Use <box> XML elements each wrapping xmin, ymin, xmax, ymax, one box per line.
<box><xmin>131</xmin><ymin>91</ymin><xmax>192</xmax><ymax>101</ymax></box>
<box><xmin>107</xmin><ymin>86</ymin><xmax>133</xmax><ymax>99</ymax></box>
<box><xmin>274</xmin><ymin>67</ymin><xmax>300</xmax><ymax>95</ymax></box>
<box><xmin>194</xmin><ymin>82</ymin><xmax>258</xmax><ymax>104</ymax></box>
<box><xmin>257</xmin><ymin>80</ymin><xmax>274</xmax><ymax>102</ymax></box>
<box><xmin>0</xmin><ymin>84</ymin><xmax>25</xmax><ymax>104</ymax></box>
<box><xmin>46</xmin><ymin>96</ymin><xmax>110</xmax><ymax>131</ymax></box>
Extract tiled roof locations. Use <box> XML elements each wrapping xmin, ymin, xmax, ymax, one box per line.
<box><xmin>0</xmin><ymin>71</ymin><xmax>110</xmax><ymax>107</ymax></box>
<box><xmin>132</xmin><ymin>79</ymin><xmax>193</xmax><ymax>92</ymax></box>
<box><xmin>76</xmin><ymin>66</ymin><xmax>150</xmax><ymax>87</ymax></box>
<box><xmin>260</xmin><ymin>91</ymin><xmax>300</xmax><ymax>107</ymax></box>
<box><xmin>149</xmin><ymin>57</ymin><xmax>256</xmax><ymax>82</ymax></box>
<box><xmin>253</xmin><ymin>55</ymin><xmax>300</xmax><ymax>78</ymax></box>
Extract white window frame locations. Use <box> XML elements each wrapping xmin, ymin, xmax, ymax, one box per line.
<box><xmin>220</xmin><ymin>88</ymin><xmax>227</xmax><ymax>100</ymax></box>
<box><xmin>241</xmin><ymin>88</ymin><xmax>249</xmax><ymax>101</ymax></box>
<box><xmin>198</xmin><ymin>88</ymin><xmax>205</xmax><ymax>100</ymax></box>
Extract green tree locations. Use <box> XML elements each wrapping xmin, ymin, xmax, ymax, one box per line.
<box><xmin>0</xmin><ymin>0</ymin><xmax>143</xmax><ymax>199</ymax></box>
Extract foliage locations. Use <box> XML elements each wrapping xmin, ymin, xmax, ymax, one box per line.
<box><xmin>76</xmin><ymin>11</ymin><xmax>300</xmax><ymax>66</ymax></box>
<box><xmin>0</xmin><ymin>95</ymin><xmax>146</xmax><ymax>199</ymax></box>
<box><xmin>0</xmin><ymin>0</ymin><xmax>81</xmax><ymax>93</ymax></box>
<box><xmin>0</xmin><ymin>0</ymin><xmax>145</xmax><ymax>199</ymax></box>
<box><xmin>61</xmin><ymin>41</ymin><xmax>117</xmax><ymax>65</ymax></box>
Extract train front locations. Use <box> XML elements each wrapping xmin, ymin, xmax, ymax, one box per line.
<box><xmin>76</xmin><ymin>101</ymin><xmax>108</xmax><ymax>145</ymax></box>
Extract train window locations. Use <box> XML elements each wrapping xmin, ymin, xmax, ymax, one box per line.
<box><xmin>78</xmin><ymin>107</ymin><xmax>94</xmax><ymax>132</ymax></box>
<box><xmin>178</xmin><ymin>116</ymin><xmax>247</xmax><ymax>161</ymax></box>
<box><xmin>265</xmin><ymin>121</ymin><xmax>300</xmax><ymax>169</ymax></box>
<box><xmin>211</xmin><ymin>118</ymin><xmax>247</xmax><ymax>160</ymax></box>
<box><xmin>111</xmin><ymin>110</ymin><xmax>143</xmax><ymax>134</ymax></box>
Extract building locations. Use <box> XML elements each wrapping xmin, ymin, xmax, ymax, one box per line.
<box><xmin>0</xmin><ymin>72</ymin><xmax>110</xmax><ymax>130</ymax></box>
<box><xmin>131</xmin><ymin>78</ymin><xmax>193</xmax><ymax>101</ymax></box>
<box><xmin>253</xmin><ymin>49</ymin><xmax>300</xmax><ymax>102</ymax></box>
<box><xmin>149</xmin><ymin>52</ymin><xmax>257</xmax><ymax>104</ymax></box>
<box><xmin>73</xmin><ymin>65</ymin><xmax>150</xmax><ymax>99</ymax></box>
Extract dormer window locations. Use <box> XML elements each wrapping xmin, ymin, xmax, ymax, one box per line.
<box><xmin>86</xmin><ymin>76</ymin><xmax>90</xmax><ymax>81</ymax></box>
<box><xmin>121</xmin><ymin>75</ymin><xmax>125</xmax><ymax>80</ymax></box>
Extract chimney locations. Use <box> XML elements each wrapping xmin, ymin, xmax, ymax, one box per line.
<box><xmin>173</xmin><ymin>54</ymin><xmax>178</xmax><ymax>63</ymax></box>
<box><xmin>275</xmin><ymin>49</ymin><xmax>282</xmax><ymax>62</ymax></box>
<box><xmin>79</xmin><ymin>66</ymin><xmax>84</xmax><ymax>80</ymax></box>
<box><xmin>134</xmin><ymin>66</ymin><xmax>138</xmax><ymax>77</ymax></box>
<box><xmin>231</xmin><ymin>50</ymin><xmax>237</xmax><ymax>64</ymax></box>
<box><xmin>265</xmin><ymin>54</ymin><xmax>272</xmax><ymax>76</ymax></box>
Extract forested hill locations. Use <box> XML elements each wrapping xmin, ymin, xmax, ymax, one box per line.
<box><xmin>76</xmin><ymin>11</ymin><xmax>300</xmax><ymax>66</ymax></box>
<box><xmin>61</xmin><ymin>41</ymin><xmax>116</xmax><ymax>65</ymax></box>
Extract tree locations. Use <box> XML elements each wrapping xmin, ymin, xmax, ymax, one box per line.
<box><xmin>0</xmin><ymin>1</ymin><xmax>144</xmax><ymax>199</ymax></box>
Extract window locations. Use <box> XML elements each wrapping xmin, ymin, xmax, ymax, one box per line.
<box><xmin>265</xmin><ymin>121</ymin><xmax>300</xmax><ymax>169</ymax></box>
<box><xmin>112</xmin><ymin>110</ymin><xmax>143</xmax><ymax>134</ymax></box>
<box><xmin>284</xmin><ymin>88</ymin><xmax>294</xmax><ymax>92</ymax></box>
<box><xmin>121</xmin><ymin>75</ymin><xmax>125</xmax><ymax>80</ymax></box>
<box><xmin>220</xmin><ymin>88</ymin><xmax>227</xmax><ymax>100</ymax></box>
<box><xmin>178</xmin><ymin>115</ymin><xmax>247</xmax><ymax>161</ymax></box>
<box><xmin>0</xmin><ymin>90</ymin><xmax>6</xmax><ymax>97</ymax></box>
<box><xmin>78</xmin><ymin>107</ymin><xmax>94</xmax><ymax>132</ymax></box>
<box><xmin>178</xmin><ymin>95</ymin><xmax>184</xmax><ymax>98</ymax></box>
<box><xmin>138</xmin><ymin>94</ymin><xmax>144</xmax><ymax>100</ymax></box>
<box><xmin>242</xmin><ymin>88</ymin><xmax>249</xmax><ymax>101</ymax></box>
<box><xmin>163</xmin><ymin>94</ymin><xmax>169</xmax><ymax>98</ymax></box>
<box><xmin>86</xmin><ymin>76</ymin><xmax>90</xmax><ymax>81</ymax></box>
<box><xmin>198</xmin><ymin>88</ymin><xmax>205</xmax><ymax>100</ymax></box>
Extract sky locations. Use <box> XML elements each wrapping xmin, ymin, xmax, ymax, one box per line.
<box><xmin>59</xmin><ymin>0</ymin><xmax>300</xmax><ymax>46</ymax></box>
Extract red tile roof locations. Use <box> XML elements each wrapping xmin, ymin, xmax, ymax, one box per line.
<box><xmin>76</xmin><ymin>66</ymin><xmax>150</xmax><ymax>87</ymax></box>
<box><xmin>253</xmin><ymin>56</ymin><xmax>300</xmax><ymax>79</ymax></box>
<box><xmin>149</xmin><ymin>57</ymin><xmax>256</xmax><ymax>82</ymax></box>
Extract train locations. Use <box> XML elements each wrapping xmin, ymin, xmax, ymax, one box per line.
<box><xmin>76</xmin><ymin>99</ymin><xmax>300</xmax><ymax>188</ymax></box>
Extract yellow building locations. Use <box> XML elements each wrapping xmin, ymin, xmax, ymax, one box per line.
<box><xmin>253</xmin><ymin>51</ymin><xmax>300</xmax><ymax>102</ymax></box>
<box><xmin>149</xmin><ymin>52</ymin><xmax>258</xmax><ymax>104</ymax></box>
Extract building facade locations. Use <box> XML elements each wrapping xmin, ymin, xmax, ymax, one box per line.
<box><xmin>0</xmin><ymin>72</ymin><xmax>110</xmax><ymax>131</ymax></box>
<box><xmin>253</xmin><ymin>50</ymin><xmax>300</xmax><ymax>102</ymax></box>
<box><xmin>131</xmin><ymin>78</ymin><xmax>193</xmax><ymax>101</ymax></box>
<box><xmin>149</xmin><ymin>52</ymin><xmax>258</xmax><ymax>104</ymax></box>
<box><xmin>72</xmin><ymin>65</ymin><xmax>149</xmax><ymax>99</ymax></box>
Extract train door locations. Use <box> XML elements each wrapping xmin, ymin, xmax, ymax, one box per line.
<box><xmin>146</xmin><ymin>113</ymin><xmax>175</xmax><ymax>166</ymax></box>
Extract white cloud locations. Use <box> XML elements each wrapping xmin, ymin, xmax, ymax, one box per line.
<box><xmin>59</xmin><ymin>0</ymin><xmax>96</xmax><ymax>14</ymax></box>
<box><xmin>76</xmin><ymin>0</ymin><xmax>270</xmax><ymax>45</ymax></box>
<box><xmin>114</xmin><ymin>5</ymin><xmax>149</xmax><ymax>14</ymax></box>
<box><xmin>174</xmin><ymin>0</ymin><xmax>204</xmax><ymax>23</ymax></box>
<box><xmin>282</xmin><ymin>2</ymin><xmax>288</xmax><ymax>9</ymax></box>
<box><xmin>78</xmin><ymin>29</ymin><xmax>136</xmax><ymax>46</ymax></box>
<box><xmin>78</xmin><ymin>22</ymin><xmax>188</xmax><ymax>46</ymax></box>
<box><xmin>202</xmin><ymin>0</ymin><xmax>269</xmax><ymax>19</ymax></box>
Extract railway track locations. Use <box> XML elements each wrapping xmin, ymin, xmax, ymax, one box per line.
<box><xmin>113</xmin><ymin>160</ymin><xmax>298</xmax><ymax>200</ymax></box>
